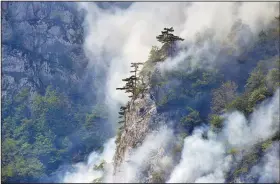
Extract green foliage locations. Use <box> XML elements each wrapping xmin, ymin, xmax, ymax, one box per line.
<box><xmin>261</xmin><ymin>140</ymin><xmax>272</xmax><ymax>151</ymax></box>
<box><xmin>226</xmin><ymin>95</ymin><xmax>249</xmax><ymax>115</ymax></box>
<box><xmin>209</xmin><ymin>114</ymin><xmax>224</xmax><ymax>130</ymax></box>
<box><xmin>115</xmin><ymin>127</ymin><xmax>123</xmax><ymax>144</ymax></box>
<box><xmin>14</xmin><ymin>88</ymin><xmax>30</xmax><ymax>103</ymax></box>
<box><xmin>211</xmin><ymin>81</ymin><xmax>238</xmax><ymax>114</ymax></box>
<box><xmin>148</xmin><ymin>46</ymin><xmax>162</xmax><ymax>62</ymax></box>
<box><xmin>180</xmin><ymin>132</ymin><xmax>188</xmax><ymax>139</ymax></box>
<box><xmin>135</xmin><ymin>85</ymin><xmax>146</xmax><ymax>97</ymax></box>
<box><xmin>244</xmin><ymin>153</ymin><xmax>258</xmax><ymax>164</ymax></box>
<box><xmin>267</xmin><ymin>67</ymin><xmax>280</xmax><ymax>91</ymax></box>
<box><xmin>234</xmin><ymin>166</ymin><xmax>248</xmax><ymax>176</ymax></box>
<box><xmin>247</xmin><ymin>86</ymin><xmax>270</xmax><ymax>113</ymax></box>
<box><xmin>94</xmin><ymin>160</ymin><xmax>106</xmax><ymax>170</ymax></box>
<box><xmin>92</xmin><ymin>177</ymin><xmax>103</xmax><ymax>183</ymax></box>
<box><xmin>227</xmin><ymin>86</ymin><xmax>270</xmax><ymax>115</ymax></box>
<box><xmin>2</xmin><ymin>86</ymin><xmax>109</xmax><ymax>182</ymax></box>
<box><xmin>151</xmin><ymin>170</ymin><xmax>165</xmax><ymax>183</ymax></box>
<box><xmin>2</xmin><ymin>157</ymin><xmax>45</xmax><ymax>182</ymax></box>
<box><xmin>226</xmin><ymin>59</ymin><xmax>277</xmax><ymax>116</ymax></box>
<box><xmin>245</xmin><ymin>64</ymin><xmax>266</xmax><ymax>93</ymax></box>
<box><xmin>180</xmin><ymin>107</ymin><xmax>202</xmax><ymax>128</ymax></box>
<box><xmin>192</xmin><ymin>70</ymin><xmax>220</xmax><ymax>89</ymax></box>
<box><xmin>227</xmin><ymin>148</ymin><xmax>239</xmax><ymax>155</ymax></box>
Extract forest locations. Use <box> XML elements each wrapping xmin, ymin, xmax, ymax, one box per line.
<box><xmin>1</xmin><ymin>2</ymin><xmax>279</xmax><ymax>183</ymax></box>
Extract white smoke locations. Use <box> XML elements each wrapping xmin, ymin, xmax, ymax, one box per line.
<box><xmin>250</xmin><ymin>142</ymin><xmax>280</xmax><ymax>183</ymax></box>
<box><xmin>61</xmin><ymin>126</ymin><xmax>176</xmax><ymax>183</ymax></box>
<box><xmin>168</xmin><ymin>89</ymin><xmax>279</xmax><ymax>183</ymax></box>
<box><xmin>79</xmin><ymin>2</ymin><xmax>278</xmax><ymax>122</ymax></box>
<box><xmin>106</xmin><ymin>126</ymin><xmax>175</xmax><ymax>183</ymax></box>
<box><xmin>60</xmin><ymin>2</ymin><xmax>279</xmax><ymax>183</ymax></box>
<box><xmin>168</xmin><ymin>128</ymin><xmax>233</xmax><ymax>183</ymax></box>
<box><xmin>62</xmin><ymin>137</ymin><xmax>116</xmax><ymax>183</ymax></box>
<box><xmin>61</xmin><ymin>90</ymin><xmax>279</xmax><ymax>183</ymax></box>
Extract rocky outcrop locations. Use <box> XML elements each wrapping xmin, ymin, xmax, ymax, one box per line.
<box><xmin>2</xmin><ymin>2</ymin><xmax>88</xmax><ymax>98</ymax></box>
<box><xmin>113</xmin><ymin>88</ymin><xmax>158</xmax><ymax>170</ymax></box>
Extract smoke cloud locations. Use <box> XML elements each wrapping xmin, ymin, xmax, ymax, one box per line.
<box><xmin>78</xmin><ymin>2</ymin><xmax>278</xmax><ymax>128</ymax></box>
<box><xmin>61</xmin><ymin>89</ymin><xmax>279</xmax><ymax>183</ymax></box>
<box><xmin>168</xmin><ymin>89</ymin><xmax>279</xmax><ymax>183</ymax></box>
<box><xmin>61</xmin><ymin>126</ymin><xmax>176</xmax><ymax>183</ymax></box>
<box><xmin>62</xmin><ymin>137</ymin><xmax>116</xmax><ymax>183</ymax></box>
<box><xmin>249</xmin><ymin>142</ymin><xmax>280</xmax><ymax>183</ymax></box>
<box><xmin>59</xmin><ymin>2</ymin><xmax>279</xmax><ymax>183</ymax></box>
<box><xmin>107</xmin><ymin>126</ymin><xmax>175</xmax><ymax>183</ymax></box>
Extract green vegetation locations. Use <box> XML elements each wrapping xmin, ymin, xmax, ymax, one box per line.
<box><xmin>209</xmin><ymin>114</ymin><xmax>224</xmax><ymax>130</ymax></box>
<box><xmin>226</xmin><ymin>59</ymin><xmax>278</xmax><ymax>116</ymax></box>
<box><xmin>151</xmin><ymin>170</ymin><xmax>165</xmax><ymax>183</ymax></box>
<box><xmin>3</xmin><ymin>20</ymin><xmax>280</xmax><ymax>182</ymax></box>
<box><xmin>180</xmin><ymin>107</ymin><xmax>202</xmax><ymax>128</ymax></box>
<box><xmin>2</xmin><ymin>86</ymin><xmax>109</xmax><ymax>182</ymax></box>
<box><xmin>115</xmin><ymin>127</ymin><xmax>123</xmax><ymax>144</ymax></box>
<box><xmin>261</xmin><ymin>140</ymin><xmax>272</xmax><ymax>151</ymax></box>
<box><xmin>234</xmin><ymin>166</ymin><xmax>248</xmax><ymax>176</ymax></box>
<box><xmin>92</xmin><ymin>177</ymin><xmax>103</xmax><ymax>183</ymax></box>
<box><xmin>94</xmin><ymin>160</ymin><xmax>106</xmax><ymax>170</ymax></box>
<box><xmin>227</xmin><ymin>148</ymin><xmax>239</xmax><ymax>155</ymax></box>
<box><xmin>148</xmin><ymin>46</ymin><xmax>162</xmax><ymax>62</ymax></box>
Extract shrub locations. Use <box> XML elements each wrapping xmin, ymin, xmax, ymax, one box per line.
<box><xmin>180</xmin><ymin>107</ymin><xmax>202</xmax><ymax>128</ymax></box>
<box><xmin>247</xmin><ymin>86</ymin><xmax>270</xmax><ymax>113</ymax></box>
<box><xmin>209</xmin><ymin>114</ymin><xmax>224</xmax><ymax>129</ymax></box>
<box><xmin>261</xmin><ymin>140</ymin><xmax>272</xmax><ymax>151</ymax></box>
<box><xmin>94</xmin><ymin>160</ymin><xmax>106</xmax><ymax>170</ymax></box>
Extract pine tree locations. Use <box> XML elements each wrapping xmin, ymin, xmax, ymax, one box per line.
<box><xmin>156</xmin><ymin>27</ymin><xmax>184</xmax><ymax>57</ymax></box>
<box><xmin>116</xmin><ymin>62</ymin><xmax>143</xmax><ymax>128</ymax></box>
<box><xmin>116</xmin><ymin>62</ymin><xmax>143</xmax><ymax>98</ymax></box>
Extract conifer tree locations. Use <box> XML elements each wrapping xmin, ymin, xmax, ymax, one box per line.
<box><xmin>156</xmin><ymin>27</ymin><xmax>184</xmax><ymax>57</ymax></box>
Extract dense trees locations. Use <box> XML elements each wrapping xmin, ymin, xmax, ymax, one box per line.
<box><xmin>147</xmin><ymin>24</ymin><xmax>279</xmax><ymax>136</ymax></box>
<box><xmin>3</xmin><ymin>21</ymin><xmax>280</xmax><ymax>182</ymax></box>
<box><xmin>2</xmin><ymin>86</ymin><xmax>110</xmax><ymax>182</ymax></box>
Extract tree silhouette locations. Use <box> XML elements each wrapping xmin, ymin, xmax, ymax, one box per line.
<box><xmin>116</xmin><ymin>62</ymin><xmax>143</xmax><ymax>98</ymax></box>
<box><xmin>156</xmin><ymin>27</ymin><xmax>184</xmax><ymax>57</ymax></box>
<box><xmin>116</xmin><ymin>62</ymin><xmax>143</xmax><ymax>127</ymax></box>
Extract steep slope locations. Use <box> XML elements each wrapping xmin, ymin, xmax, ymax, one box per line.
<box><xmin>1</xmin><ymin>2</ymin><xmax>113</xmax><ymax>182</ymax></box>
<box><xmin>2</xmin><ymin>2</ymin><xmax>87</xmax><ymax>98</ymax></box>
<box><xmin>111</xmin><ymin>18</ymin><xmax>280</xmax><ymax>183</ymax></box>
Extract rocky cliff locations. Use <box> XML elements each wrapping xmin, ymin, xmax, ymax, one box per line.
<box><xmin>2</xmin><ymin>2</ymin><xmax>88</xmax><ymax>98</ymax></box>
<box><xmin>110</xmin><ymin>17</ymin><xmax>280</xmax><ymax>183</ymax></box>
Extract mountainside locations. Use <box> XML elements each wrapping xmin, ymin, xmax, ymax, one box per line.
<box><xmin>1</xmin><ymin>2</ymin><xmax>113</xmax><ymax>182</ymax></box>
<box><xmin>2</xmin><ymin>2</ymin><xmax>88</xmax><ymax>97</ymax></box>
<box><xmin>108</xmin><ymin>17</ymin><xmax>280</xmax><ymax>183</ymax></box>
<box><xmin>1</xmin><ymin>2</ymin><xmax>279</xmax><ymax>183</ymax></box>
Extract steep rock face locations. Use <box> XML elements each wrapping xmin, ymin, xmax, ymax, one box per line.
<box><xmin>112</xmin><ymin>65</ymin><xmax>181</xmax><ymax>183</ymax></box>
<box><xmin>113</xmin><ymin>89</ymin><xmax>157</xmax><ymax>170</ymax></box>
<box><xmin>1</xmin><ymin>2</ymin><xmax>88</xmax><ymax>98</ymax></box>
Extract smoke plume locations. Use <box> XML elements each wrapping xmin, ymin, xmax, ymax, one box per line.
<box><xmin>168</xmin><ymin>89</ymin><xmax>279</xmax><ymax>183</ymax></box>
<box><xmin>78</xmin><ymin>2</ymin><xmax>278</xmax><ymax>130</ymax></box>
<box><xmin>59</xmin><ymin>2</ymin><xmax>279</xmax><ymax>183</ymax></box>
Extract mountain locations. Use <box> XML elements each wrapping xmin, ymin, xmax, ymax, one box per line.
<box><xmin>87</xmin><ymin>17</ymin><xmax>280</xmax><ymax>183</ymax></box>
<box><xmin>1</xmin><ymin>2</ymin><xmax>112</xmax><ymax>182</ymax></box>
<box><xmin>1</xmin><ymin>2</ymin><xmax>279</xmax><ymax>183</ymax></box>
